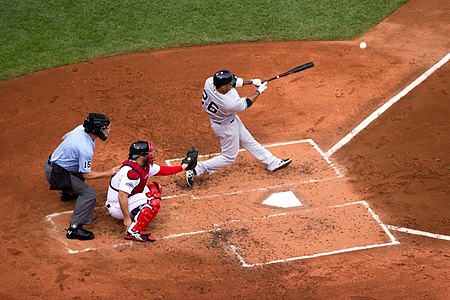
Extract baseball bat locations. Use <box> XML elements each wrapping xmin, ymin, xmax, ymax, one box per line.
<box><xmin>264</xmin><ymin>62</ymin><xmax>315</xmax><ymax>82</ymax></box>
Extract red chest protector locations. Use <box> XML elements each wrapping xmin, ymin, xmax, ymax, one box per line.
<box><xmin>122</xmin><ymin>160</ymin><xmax>150</xmax><ymax>196</ymax></box>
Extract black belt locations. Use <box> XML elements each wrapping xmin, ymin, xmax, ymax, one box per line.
<box><xmin>213</xmin><ymin>118</ymin><xmax>235</xmax><ymax>125</ymax></box>
<box><xmin>47</xmin><ymin>157</ymin><xmax>84</xmax><ymax>180</ymax></box>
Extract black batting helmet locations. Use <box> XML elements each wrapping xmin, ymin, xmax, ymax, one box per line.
<box><xmin>129</xmin><ymin>141</ymin><xmax>156</xmax><ymax>161</ymax></box>
<box><xmin>213</xmin><ymin>70</ymin><xmax>237</xmax><ymax>88</ymax></box>
<box><xmin>83</xmin><ymin>113</ymin><xmax>110</xmax><ymax>141</ymax></box>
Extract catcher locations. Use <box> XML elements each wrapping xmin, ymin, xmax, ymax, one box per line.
<box><xmin>106</xmin><ymin>140</ymin><xmax>197</xmax><ymax>242</ymax></box>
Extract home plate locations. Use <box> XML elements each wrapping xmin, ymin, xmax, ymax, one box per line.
<box><xmin>262</xmin><ymin>191</ymin><xmax>302</xmax><ymax>208</ymax></box>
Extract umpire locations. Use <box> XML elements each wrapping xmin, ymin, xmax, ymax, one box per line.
<box><xmin>45</xmin><ymin>113</ymin><xmax>120</xmax><ymax>240</ymax></box>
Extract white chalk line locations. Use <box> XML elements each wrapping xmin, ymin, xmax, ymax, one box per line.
<box><xmin>44</xmin><ymin>144</ymin><xmax>345</xmax><ymax>255</ymax></box>
<box><xmin>225</xmin><ymin>200</ymin><xmax>399</xmax><ymax>268</ymax></box>
<box><xmin>190</xmin><ymin>175</ymin><xmax>343</xmax><ymax>200</ymax></box>
<box><xmin>387</xmin><ymin>225</ymin><xmax>450</xmax><ymax>241</ymax></box>
<box><xmin>164</xmin><ymin>139</ymin><xmax>344</xmax><ymax>201</ymax></box>
<box><xmin>165</xmin><ymin>139</ymin><xmax>313</xmax><ymax>165</ymax></box>
<box><xmin>247</xmin><ymin>242</ymin><xmax>400</xmax><ymax>268</ymax></box>
<box><xmin>45</xmin><ymin>208</ymin><xmax>134</xmax><ymax>254</ymax></box>
<box><xmin>49</xmin><ymin>201</ymin><xmax>450</xmax><ymax>257</ymax></box>
<box><xmin>326</xmin><ymin>52</ymin><xmax>450</xmax><ymax>157</ymax></box>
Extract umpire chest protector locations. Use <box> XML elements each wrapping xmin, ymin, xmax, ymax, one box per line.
<box><xmin>122</xmin><ymin>160</ymin><xmax>150</xmax><ymax>196</ymax></box>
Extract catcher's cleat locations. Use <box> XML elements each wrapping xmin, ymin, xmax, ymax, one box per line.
<box><xmin>272</xmin><ymin>158</ymin><xmax>292</xmax><ymax>172</ymax></box>
<box><xmin>124</xmin><ymin>230</ymin><xmax>155</xmax><ymax>242</ymax></box>
<box><xmin>66</xmin><ymin>224</ymin><xmax>95</xmax><ymax>240</ymax></box>
<box><xmin>186</xmin><ymin>169</ymin><xmax>197</xmax><ymax>187</ymax></box>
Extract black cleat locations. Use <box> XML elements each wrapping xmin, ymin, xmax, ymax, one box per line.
<box><xmin>66</xmin><ymin>224</ymin><xmax>95</xmax><ymax>240</ymax></box>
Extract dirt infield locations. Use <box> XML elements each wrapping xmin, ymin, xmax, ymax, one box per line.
<box><xmin>0</xmin><ymin>0</ymin><xmax>449</xmax><ymax>298</ymax></box>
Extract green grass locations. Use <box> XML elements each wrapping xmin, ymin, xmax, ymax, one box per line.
<box><xmin>0</xmin><ymin>0</ymin><xmax>408</xmax><ymax>81</ymax></box>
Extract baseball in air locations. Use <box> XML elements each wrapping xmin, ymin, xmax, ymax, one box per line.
<box><xmin>359</xmin><ymin>42</ymin><xmax>367</xmax><ymax>49</ymax></box>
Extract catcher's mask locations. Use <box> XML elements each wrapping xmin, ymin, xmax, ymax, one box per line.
<box><xmin>128</xmin><ymin>141</ymin><xmax>156</xmax><ymax>162</ymax></box>
<box><xmin>213</xmin><ymin>70</ymin><xmax>237</xmax><ymax>88</ymax></box>
<box><xmin>83</xmin><ymin>113</ymin><xmax>110</xmax><ymax>141</ymax></box>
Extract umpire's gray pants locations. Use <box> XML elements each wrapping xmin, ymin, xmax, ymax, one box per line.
<box><xmin>44</xmin><ymin>162</ymin><xmax>97</xmax><ymax>227</ymax></box>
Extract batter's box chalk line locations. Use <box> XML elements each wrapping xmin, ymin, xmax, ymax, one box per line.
<box><xmin>166</xmin><ymin>139</ymin><xmax>345</xmax><ymax>201</ymax></box>
<box><xmin>45</xmin><ymin>201</ymin><xmax>449</xmax><ymax>256</ymax></box>
<box><xmin>45</xmin><ymin>207</ymin><xmax>220</xmax><ymax>254</ymax></box>
<box><xmin>223</xmin><ymin>200</ymin><xmax>400</xmax><ymax>268</ymax></box>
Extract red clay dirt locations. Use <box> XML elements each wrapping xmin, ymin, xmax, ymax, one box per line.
<box><xmin>1</xmin><ymin>0</ymin><xmax>449</xmax><ymax>298</ymax></box>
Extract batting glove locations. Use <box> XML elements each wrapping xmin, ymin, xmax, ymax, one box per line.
<box><xmin>251</xmin><ymin>79</ymin><xmax>262</xmax><ymax>87</ymax></box>
<box><xmin>256</xmin><ymin>81</ymin><xmax>268</xmax><ymax>94</ymax></box>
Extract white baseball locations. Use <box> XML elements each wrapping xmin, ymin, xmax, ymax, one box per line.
<box><xmin>359</xmin><ymin>42</ymin><xmax>367</xmax><ymax>49</ymax></box>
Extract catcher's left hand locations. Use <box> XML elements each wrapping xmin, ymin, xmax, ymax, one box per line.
<box><xmin>181</xmin><ymin>147</ymin><xmax>198</xmax><ymax>170</ymax></box>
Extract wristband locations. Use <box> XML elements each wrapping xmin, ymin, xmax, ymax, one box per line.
<box><xmin>235</xmin><ymin>78</ymin><xmax>244</xmax><ymax>88</ymax></box>
<box><xmin>255</xmin><ymin>90</ymin><xmax>261</xmax><ymax>94</ymax></box>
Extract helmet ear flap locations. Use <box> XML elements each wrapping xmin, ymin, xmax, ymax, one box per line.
<box><xmin>148</xmin><ymin>141</ymin><xmax>156</xmax><ymax>162</ymax></box>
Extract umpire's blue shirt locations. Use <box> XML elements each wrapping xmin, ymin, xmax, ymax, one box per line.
<box><xmin>50</xmin><ymin>125</ymin><xmax>96</xmax><ymax>173</ymax></box>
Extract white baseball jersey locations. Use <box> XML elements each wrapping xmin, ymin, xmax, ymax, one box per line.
<box><xmin>201</xmin><ymin>77</ymin><xmax>248</xmax><ymax>124</ymax></box>
<box><xmin>106</xmin><ymin>162</ymin><xmax>161</xmax><ymax>219</ymax></box>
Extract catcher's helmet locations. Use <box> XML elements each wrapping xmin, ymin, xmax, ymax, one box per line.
<box><xmin>83</xmin><ymin>113</ymin><xmax>110</xmax><ymax>141</ymax></box>
<box><xmin>129</xmin><ymin>141</ymin><xmax>156</xmax><ymax>161</ymax></box>
<box><xmin>213</xmin><ymin>70</ymin><xmax>237</xmax><ymax>88</ymax></box>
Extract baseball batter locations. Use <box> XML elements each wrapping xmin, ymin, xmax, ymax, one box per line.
<box><xmin>186</xmin><ymin>70</ymin><xmax>292</xmax><ymax>187</ymax></box>
<box><xmin>106</xmin><ymin>141</ymin><xmax>196</xmax><ymax>242</ymax></box>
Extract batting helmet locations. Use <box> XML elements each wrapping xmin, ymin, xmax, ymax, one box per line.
<box><xmin>213</xmin><ymin>70</ymin><xmax>237</xmax><ymax>88</ymax></box>
<box><xmin>129</xmin><ymin>141</ymin><xmax>156</xmax><ymax>162</ymax></box>
<box><xmin>83</xmin><ymin>113</ymin><xmax>110</xmax><ymax>141</ymax></box>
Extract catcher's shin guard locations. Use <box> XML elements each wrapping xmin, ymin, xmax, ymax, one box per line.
<box><xmin>128</xmin><ymin>203</ymin><xmax>159</xmax><ymax>233</ymax></box>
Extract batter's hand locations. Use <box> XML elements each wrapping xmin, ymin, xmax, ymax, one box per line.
<box><xmin>251</xmin><ymin>79</ymin><xmax>262</xmax><ymax>87</ymax></box>
<box><xmin>256</xmin><ymin>81</ymin><xmax>268</xmax><ymax>94</ymax></box>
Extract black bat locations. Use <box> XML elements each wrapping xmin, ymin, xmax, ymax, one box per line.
<box><xmin>264</xmin><ymin>62</ymin><xmax>315</xmax><ymax>82</ymax></box>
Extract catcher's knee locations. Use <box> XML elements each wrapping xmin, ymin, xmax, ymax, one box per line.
<box><xmin>146</xmin><ymin>182</ymin><xmax>162</xmax><ymax>199</ymax></box>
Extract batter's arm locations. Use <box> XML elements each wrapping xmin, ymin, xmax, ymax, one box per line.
<box><xmin>245</xmin><ymin>81</ymin><xmax>268</xmax><ymax>108</ymax></box>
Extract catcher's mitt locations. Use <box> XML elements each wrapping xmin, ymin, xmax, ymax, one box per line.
<box><xmin>181</xmin><ymin>147</ymin><xmax>198</xmax><ymax>170</ymax></box>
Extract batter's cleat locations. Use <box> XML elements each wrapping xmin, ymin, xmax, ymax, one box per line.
<box><xmin>186</xmin><ymin>169</ymin><xmax>197</xmax><ymax>187</ymax></box>
<box><xmin>66</xmin><ymin>224</ymin><xmax>95</xmax><ymax>240</ymax></box>
<box><xmin>124</xmin><ymin>230</ymin><xmax>155</xmax><ymax>242</ymax></box>
<box><xmin>60</xmin><ymin>191</ymin><xmax>77</xmax><ymax>202</ymax></box>
<box><xmin>272</xmin><ymin>158</ymin><xmax>292</xmax><ymax>172</ymax></box>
